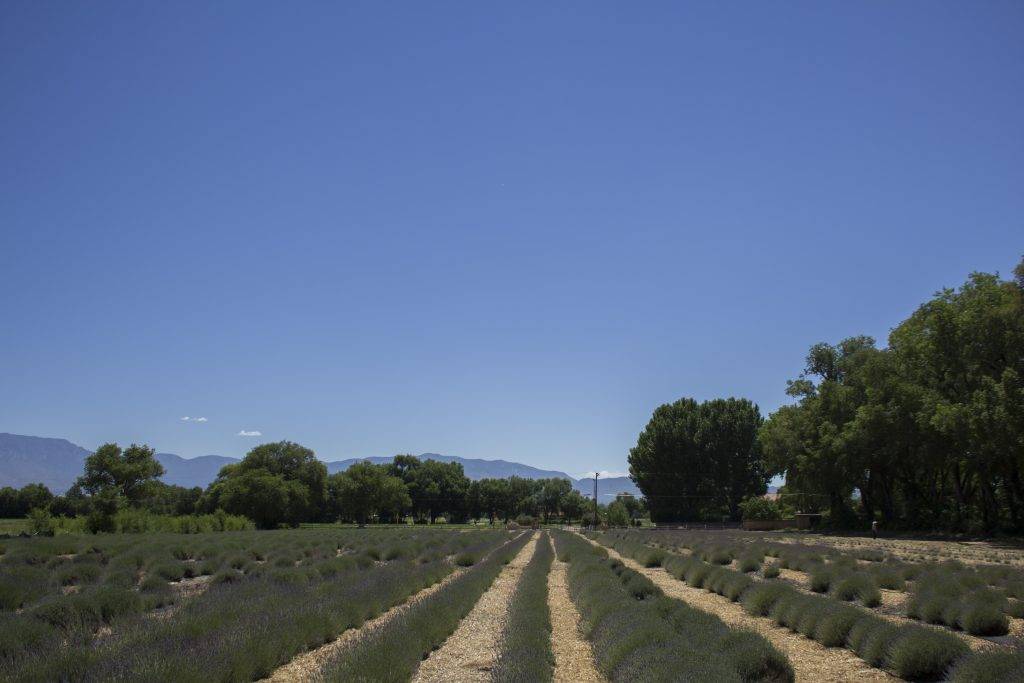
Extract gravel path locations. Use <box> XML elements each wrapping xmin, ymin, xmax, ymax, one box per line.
<box><xmin>412</xmin><ymin>532</ymin><xmax>539</xmax><ymax>683</ymax></box>
<box><xmin>582</xmin><ymin>535</ymin><xmax>895</xmax><ymax>682</ymax></box>
<box><xmin>547</xmin><ymin>544</ymin><xmax>605</xmax><ymax>682</ymax></box>
<box><xmin>265</xmin><ymin>566</ymin><xmax>465</xmax><ymax>682</ymax></box>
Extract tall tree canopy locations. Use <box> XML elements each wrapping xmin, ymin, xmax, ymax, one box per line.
<box><xmin>328</xmin><ymin>462</ymin><xmax>410</xmax><ymax>525</ymax></box>
<box><xmin>629</xmin><ymin>397</ymin><xmax>768</xmax><ymax>522</ymax></box>
<box><xmin>385</xmin><ymin>456</ymin><xmax>471</xmax><ymax>522</ymax></box>
<box><xmin>205</xmin><ymin>441</ymin><xmax>327</xmax><ymax>528</ymax></box>
<box><xmin>763</xmin><ymin>258</ymin><xmax>1024</xmax><ymax>532</ymax></box>
<box><xmin>76</xmin><ymin>443</ymin><xmax>165</xmax><ymax>503</ymax></box>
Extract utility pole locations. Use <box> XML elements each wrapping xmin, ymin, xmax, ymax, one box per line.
<box><xmin>592</xmin><ymin>472</ymin><xmax>599</xmax><ymax>529</ymax></box>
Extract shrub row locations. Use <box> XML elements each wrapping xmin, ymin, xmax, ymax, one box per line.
<box><xmin>907</xmin><ymin>570</ymin><xmax>1010</xmax><ymax>636</ymax></box>
<box><xmin>315</xmin><ymin>531</ymin><xmax>533</xmax><ymax>681</ymax></box>
<box><xmin>554</xmin><ymin>531</ymin><xmax>794</xmax><ymax>682</ymax></box>
<box><xmin>600</xmin><ymin>532</ymin><xmax>973</xmax><ymax>681</ymax></box>
<box><xmin>1</xmin><ymin>529</ymin><xmax>512</xmax><ymax>680</ymax></box>
<box><xmin>492</xmin><ymin>532</ymin><xmax>556</xmax><ymax>682</ymax></box>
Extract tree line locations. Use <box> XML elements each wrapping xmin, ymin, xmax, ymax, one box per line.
<box><xmin>628</xmin><ymin>258</ymin><xmax>1024</xmax><ymax>533</ymax></box>
<box><xmin>7</xmin><ymin>442</ymin><xmax>634</xmax><ymax>531</ymax></box>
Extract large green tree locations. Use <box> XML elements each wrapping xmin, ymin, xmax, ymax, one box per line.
<box><xmin>205</xmin><ymin>441</ymin><xmax>327</xmax><ymax>528</ymax></box>
<box><xmin>76</xmin><ymin>443</ymin><xmax>165</xmax><ymax>504</ymax></box>
<box><xmin>629</xmin><ymin>397</ymin><xmax>768</xmax><ymax>522</ymax></box>
<box><xmin>328</xmin><ymin>462</ymin><xmax>410</xmax><ymax>525</ymax></box>
<box><xmin>762</xmin><ymin>258</ymin><xmax>1024</xmax><ymax>532</ymax></box>
<box><xmin>386</xmin><ymin>456</ymin><xmax>471</xmax><ymax>522</ymax></box>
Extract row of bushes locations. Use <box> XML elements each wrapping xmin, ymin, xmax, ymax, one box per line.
<box><xmin>25</xmin><ymin>508</ymin><xmax>253</xmax><ymax>536</ymax></box>
<box><xmin>908</xmin><ymin>570</ymin><xmax>1011</xmax><ymax>636</ymax></box>
<box><xmin>555</xmin><ymin>531</ymin><xmax>794</xmax><ymax>682</ymax></box>
<box><xmin>492</xmin><ymin>532</ymin><xmax>556</xmax><ymax>682</ymax></box>
<box><xmin>1</xmin><ymin>529</ymin><xmax>513</xmax><ymax>680</ymax></box>
<box><xmin>602</xmin><ymin>532</ymin><xmax>1021</xmax><ymax>681</ymax></box>
<box><xmin>631</xmin><ymin>528</ymin><xmax>1024</xmax><ymax>626</ymax></box>
<box><xmin>316</xmin><ymin>532</ymin><xmax>533</xmax><ymax>681</ymax></box>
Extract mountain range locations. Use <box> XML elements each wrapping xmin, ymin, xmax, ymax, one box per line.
<box><xmin>0</xmin><ymin>433</ymin><xmax>641</xmax><ymax>500</ymax></box>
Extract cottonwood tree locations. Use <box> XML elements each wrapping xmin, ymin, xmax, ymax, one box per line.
<box><xmin>761</xmin><ymin>257</ymin><xmax>1024</xmax><ymax>532</ymax></box>
<box><xmin>204</xmin><ymin>441</ymin><xmax>327</xmax><ymax>528</ymax></box>
<box><xmin>76</xmin><ymin>443</ymin><xmax>165</xmax><ymax>504</ymax></box>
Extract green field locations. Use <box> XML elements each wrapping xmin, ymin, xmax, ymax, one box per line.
<box><xmin>2</xmin><ymin>527</ymin><xmax>1023</xmax><ymax>682</ymax></box>
<box><xmin>0</xmin><ymin>519</ymin><xmax>29</xmax><ymax>534</ymax></box>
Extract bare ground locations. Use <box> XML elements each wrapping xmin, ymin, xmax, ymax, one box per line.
<box><xmin>581</xmin><ymin>535</ymin><xmax>895</xmax><ymax>682</ymax></box>
<box><xmin>411</xmin><ymin>532</ymin><xmax>539</xmax><ymax>683</ymax></box>
<box><xmin>547</xmin><ymin>540</ymin><xmax>605</xmax><ymax>683</ymax></box>
<box><xmin>773</xmin><ymin>534</ymin><xmax>1024</xmax><ymax>567</ymax></box>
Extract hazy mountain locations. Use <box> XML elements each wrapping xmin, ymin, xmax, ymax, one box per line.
<box><xmin>0</xmin><ymin>433</ymin><xmax>91</xmax><ymax>491</ymax></box>
<box><xmin>155</xmin><ymin>453</ymin><xmax>238</xmax><ymax>489</ymax></box>
<box><xmin>327</xmin><ymin>453</ymin><xmax>574</xmax><ymax>482</ymax></box>
<box><xmin>0</xmin><ymin>433</ymin><xmax>642</xmax><ymax>498</ymax></box>
<box><xmin>575</xmin><ymin>476</ymin><xmax>642</xmax><ymax>501</ymax></box>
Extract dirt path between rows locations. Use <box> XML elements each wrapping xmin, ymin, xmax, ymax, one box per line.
<box><xmin>412</xmin><ymin>532</ymin><xmax>539</xmax><ymax>683</ymax></box>
<box><xmin>265</xmin><ymin>565</ymin><xmax>466</xmax><ymax>682</ymax></box>
<box><xmin>581</xmin><ymin>535</ymin><xmax>894</xmax><ymax>683</ymax></box>
<box><xmin>547</xmin><ymin>545</ymin><xmax>605</xmax><ymax>682</ymax></box>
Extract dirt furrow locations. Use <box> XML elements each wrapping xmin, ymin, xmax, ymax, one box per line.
<box><xmin>547</xmin><ymin>549</ymin><xmax>605</xmax><ymax>682</ymax></box>
<box><xmin>412</xmin><ymin>532</ymin><xmax>539</xmax><ymax>683</ymax></box>
<box><xmin>582</xmin><ymin>535</ymin><xmax>895</xmax><ymax>682</ymax></box>
<box><xmin>265</xmin><ymin>567</ymin><xmax>465</xmax><ymax>682</ymax></box>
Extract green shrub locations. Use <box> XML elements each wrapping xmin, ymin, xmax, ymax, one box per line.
<box><xmin>762</xmin><ymin>564</ymin><xmax>780</xmax><ymax>579</ymax></box>
<box><xmin>833</xmin><ymin>574</ymin><xmax>882</xmax><ymax>607</ymax></box>
<box><xmin>739</xmin><ymin>496</ymin><xmax>782</xmax><ymax>521</ymax></box>
<box><xmin>742</xmin><ymin>582</ymin><xmax>791</xmax><ymax>617</ymax></box>
<box><xmin>211</xmin><ymin>568</ymin><xmax>244</xmax><ymax>584</ymax></box>
<box><xmin>950</xmin><ymin>651</ymin><xmax>1024</xmax><ymax>683</ymax></box>
<box><xmin>888</xmin><ymin>626</ymin><xmax>969</xmax><ymax>680</ymax></box>
<box><xmin>738</xmin><ymin>555</ymin><xmax>762</xmax><ymax>573</ymax></box>
<box><xmin>873</xmin><ymin>567</ymin><xmax>907</xmax><ymax>590</ymax></box>
<box><xmin>853</xmin><ymin>620</ymin><xmax>898</xmax><ymax>667</ymax></box>
<box><xmin>454</xmin><ymin>552</ymin><xmax>477</xmax><ymax>567</ymax></box>
<box><xmin>1005</xmin><ymin>599</ymin><xmax>1024</xmax><ymax>618</ymax></box>
<box><xmin>813</xmin><ymin>605</ymin><xmax>861</xmax><ymax>647</ymax></box>
<box><xmin>28</xmin><ymin>509</ymin><xmax>56</xmax><ymax>536</ymax></box>
<box><xmin>956</xmin><ymin>602</ymin><xmax>1009</xmax><ymax>636</ymax></box>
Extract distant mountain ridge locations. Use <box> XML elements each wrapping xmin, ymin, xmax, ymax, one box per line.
<box><xmin>0</xmin><ymin>433</ymin><xmax>641</xmax><ymax>499</ymax></box>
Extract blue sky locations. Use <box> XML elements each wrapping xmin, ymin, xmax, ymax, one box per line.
<box><xmin>1</xmin><ymin>2</ymin><xmax>1021</xmax><ymax>478</ymax></box>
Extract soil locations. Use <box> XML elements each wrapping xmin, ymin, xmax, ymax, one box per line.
<box><xmin>547</xmin><ymin>539</ymin><xmax>605</xmax><ymax>682</ymax></box>
<box><xmin>411</xmin><ymin>533</ymin><xmax>539</xmax><ymax>683</ymax></box>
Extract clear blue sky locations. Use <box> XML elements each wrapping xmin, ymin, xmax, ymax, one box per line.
<box><xmin>2</xmin><ymin>2</ymin><xmax>1021</xmax><ymax>478</ymax></box>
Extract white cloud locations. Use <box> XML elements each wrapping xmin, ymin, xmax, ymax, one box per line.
<box><xmin>237</xmin><ymin>430</ymin><xmax>262</xmax><ymax>437</ymax></box>
<box><xmin>180</xmin><ymin>416</ymin><xmax>208</xmax><ymax>423</ymax></box>
<box><xmin>579</xmin><ymin>470</ymin><xmax>630</xmax><ymax>480</ymax></box>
